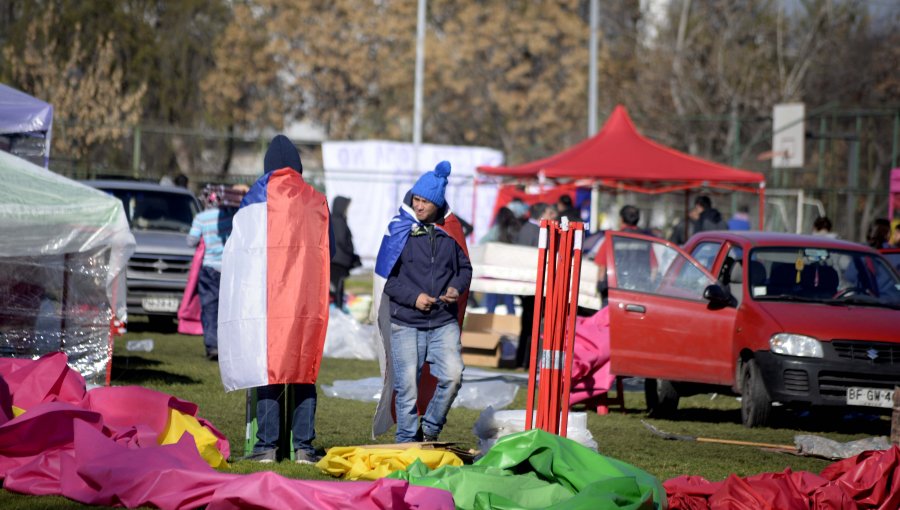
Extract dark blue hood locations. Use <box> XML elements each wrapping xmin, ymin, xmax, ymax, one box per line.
<box><xmin>264</xmin><ymin>134</ymin><xmax>302</xmax><ymax>174</ymax></box>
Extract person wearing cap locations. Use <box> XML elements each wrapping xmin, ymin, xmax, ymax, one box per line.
<box><xmin>372</xmin><ymin>161</ymin><xmax>472</xmax><ymax>443</ymax></box>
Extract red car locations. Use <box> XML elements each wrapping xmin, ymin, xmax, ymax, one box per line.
<box><xmin>604</xmin><ymin>231</ymin><xmax>900</xmax><ymax>427</ymax></box>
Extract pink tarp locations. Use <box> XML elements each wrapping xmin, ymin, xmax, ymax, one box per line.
<box><xmin>570</xmin><ymin>307</ymin><xmax>616</xmax><ymax>404</ymax></box>
<box><xmin>177</xmin><ymin>239</ymin><xmax>204</xmax><ymax>336</ymax></box>
<box><xmin>0</xmin><ymin>354</ymin><xmax>454</xmax><ymax>509</ymax></box>
<box><xmin>889</xmin><ymin>168</ymin><xmax>900</xmax><ymax>220</ymax></box>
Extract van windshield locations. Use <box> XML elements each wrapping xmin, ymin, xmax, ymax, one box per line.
<box><xmin>749</xmin><ymin>247</ymin><xmax>900</xmax><ymax>308</ymax></box>
<box><xmin>103</xmin><ymin>189</ymin><xmax>199</xmax><ymax>233</ymax></box>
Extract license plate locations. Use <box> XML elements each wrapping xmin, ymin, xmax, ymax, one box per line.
<box><xmin>142</xmin><ymin>295</ymin><xmax>180</xmax><ymax>313</ymax></box>
<box><xmin>846</xmin><ymin>387</ymin><xmax>894</xmax><ymax>409</ymax></box>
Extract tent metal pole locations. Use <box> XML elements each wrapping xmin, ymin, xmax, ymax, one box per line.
<box><xmin>758</xmin><ymin>183</ymin><xmax>766</xmax><ymax>229</ymax></box>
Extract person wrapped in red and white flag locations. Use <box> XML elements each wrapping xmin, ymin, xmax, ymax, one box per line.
<box><xmin>371</xmin><ymin>161</ymin><xmax>472</xmax><ymax>442</ymax></box>
<box><xmin>218</xmin><ymin>135</ymin><xmax>333</xmax><ymax>463</ymax></box>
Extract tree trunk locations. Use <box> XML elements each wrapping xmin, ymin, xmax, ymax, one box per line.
<box><xmin>220</xmin><ymin>124</ymin><xmax>235</xmax><ymax>178</ymax></box>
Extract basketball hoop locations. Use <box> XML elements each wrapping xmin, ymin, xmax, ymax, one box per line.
<box><xmin>756</xmin><ymin>149</ymin><xmax>790</xmax><ymax>162</ymax></box>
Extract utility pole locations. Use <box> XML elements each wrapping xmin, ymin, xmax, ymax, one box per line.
<box><xmin>412</xmin><ymin>0</ymin><xmax>426</xmax><ymax>174</ymax></box>
<box><xmin>588</xmin><ymin>0</ymin><xmax>600</xmax><ymax>233</ymax></box>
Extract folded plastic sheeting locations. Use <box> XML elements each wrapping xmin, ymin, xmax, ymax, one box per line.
<box><xmin>794</xmin><ymin>434</ymin><xmax>892</xmax><ymax>460</ymax></box>
<box><xmin>473</xmin><ymin>407</ymin><xmax>598</xmax><ymax>453</ymax></box>
<box><xmin>0</xmin><ymin>353</ymin><xmax>454</xmax><ymax>510</ymax></box>
<box><xmin>389</xmin><ymin>429</ymin><xmax>667</xmax><ymax>510</ymax></box>
<box><xmin>322</xmin><ymin>368</ymin><xmax>523</xmax><ymax>411</ymax></box>
<box><xmin>664</xmin><ymin>446</ymin><xmax>900</xmax><ymax>510</ymax></box>
<box><xmin>323</xmin><ymin>307</ymin><xmax>378</xmax><ymax>360</ymax></box>
<box><xmin>317</xmin><ymin>446</ymin><xmax>463</xmax><ymax>480</ymax></box>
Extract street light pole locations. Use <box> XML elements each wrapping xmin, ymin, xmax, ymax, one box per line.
<box><xmin>588</xmin><ymin>0</ymin><xmax>600</xmax><ymax>232</ymax></box>
<box><xmin>413</xmin><ymin>0</ymin><xmax>426</xmax><ymax>173</ymax></box>
<box><xmin>588</xmin><ymin>0</ymin><xmax>599</xmax><ymax>137</ymax></box>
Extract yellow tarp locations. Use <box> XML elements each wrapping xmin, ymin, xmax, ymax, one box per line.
<box><xmin>317</xmin><ymin>446</ymin><xmax>463</xmax><ymax>480</ymax></box>
<box><xmin>158</xmin><ymin>408</ymin><xmax>228</xmax><ymax>469</ymax></box>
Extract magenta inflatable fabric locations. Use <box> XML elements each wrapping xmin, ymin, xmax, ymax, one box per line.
<box><xmin>0</xmin><ymin>354</ymin><xmax>454</xmax><ymax>509</ymax></box>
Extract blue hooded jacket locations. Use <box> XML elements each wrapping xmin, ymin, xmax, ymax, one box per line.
<box><xmin>383</xmin><ymin>192</ymin><xmax>472</xmax><ymax>329</ymax></box>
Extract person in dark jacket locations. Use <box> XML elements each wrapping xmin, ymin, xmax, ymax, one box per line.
<box><xmin>514</xmin><ymin>202</ymin><xmax>557</xmax><ymax>369</ymax></box>
<box><xmin>670</xmin><ymin>195</ymin><xmax>728</xmax><ymax>245</ymax></box>
<box><xmin>383</xmin><ymin>162</ymin><xmax>472</xmax><ymax>443</ymax></box>
<box><xmin>556</xmin><ymin>194</ymin><xmax>582</xmax><ymax>222</ymax></box>
<box><xmin>330</xmin><ymin>196</ymin><xmax>361</xmax><ymax>310</ymax></box>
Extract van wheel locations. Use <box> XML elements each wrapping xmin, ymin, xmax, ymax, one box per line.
<box><xmin>645</xmin><ymin>379</ymin><xmax>679</xmax><ymax>417</ymax></box>
<box><xmin>741</xmin><ymin>359</ymin><xmax>772</xmax><ymax>427</ymax></box>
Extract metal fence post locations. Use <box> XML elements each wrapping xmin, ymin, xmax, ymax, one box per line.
<box><xmin>132</xmin><ymin>125</ymin><xmax>141</xmax><ymax>179</ymax></box>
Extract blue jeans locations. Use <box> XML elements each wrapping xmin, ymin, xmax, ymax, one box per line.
<box><xmin>484</xmin><ymin>293</ymin><xmax>515</xmax><ymax>314</ymax></box>
<box><xmin>389</xmin><ymin>321</ymin><xmax>463</xmax><ymax>442</ymax></box>
<box><xmin>198</xmin><ymin>266</ymin><xmax>221</xmax><ymax>351</ymax></box>
<box><xmin>254</xmin><ymin>383</ymin><xmax>317</xmax><ymax>456</ymax></box>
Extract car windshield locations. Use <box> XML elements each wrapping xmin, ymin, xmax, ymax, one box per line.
<box><xmin>749</xmin><ymin>247</ymin><xmax>900</xmax><ymax>308</ymax></box>
<box><xmin>102</xmin><ymin>188</ymin><xmax>199</xmax><ymax>233</ymax></box>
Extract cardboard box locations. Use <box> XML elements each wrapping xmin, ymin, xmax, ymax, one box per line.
<box><xmin>461</xmin><ymin>313</ymin><xmax>521</xmax><ymax>367</ymax></box>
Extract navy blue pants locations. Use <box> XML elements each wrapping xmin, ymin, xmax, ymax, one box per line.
<box><xmin>254</xmin><ymin>383</ymin><xmax>317</xmax><ymax>456</ymax></box>
<box><xmin>198</xmin><ymin>266</ymin><xmax>221</xmax><ymax>351</ymax></box>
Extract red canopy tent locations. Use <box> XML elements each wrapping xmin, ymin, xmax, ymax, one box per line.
<box><xmin>477</xmin><ymin>105</ymin><xmax>766</xmax><ymax>227</ymax></box>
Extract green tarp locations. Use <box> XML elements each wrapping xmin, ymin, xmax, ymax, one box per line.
<box><xmin>389</xmin><ymin>429</ymin><xmax>666</xmax><ymax>510</ymax></box>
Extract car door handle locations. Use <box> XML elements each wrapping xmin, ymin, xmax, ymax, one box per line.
<box><xmin>623</xmin><ymin>304</ymin><xmax>646</xmax><ymax>313</ymax></box>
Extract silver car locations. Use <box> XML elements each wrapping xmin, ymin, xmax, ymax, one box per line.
<box><xmin>84</xmin><ymin>180</ymin><xmax>200</xmax><ymax>323</ymax></box>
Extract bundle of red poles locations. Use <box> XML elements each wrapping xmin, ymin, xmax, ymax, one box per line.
<box><xmin>525</xmin><ymin>217</ymin><xmax>584</xmax><ymax>436</ymax></box>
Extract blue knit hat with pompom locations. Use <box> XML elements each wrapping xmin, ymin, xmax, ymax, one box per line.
<box><xmin>410</xmin><ymin>161</ymin><xmax>451</xmax><ymax>207</ymax></box>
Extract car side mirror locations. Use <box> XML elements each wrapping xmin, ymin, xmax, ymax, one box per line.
<box><xmin>703</xmin><ymin>284</ymin><xmax>732</xmax><ymax>308</ymax></box>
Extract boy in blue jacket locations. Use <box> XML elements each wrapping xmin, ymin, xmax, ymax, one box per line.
<box><xmin>382</xmin><ymin>162</ymin><xmax>472</xmax><ymax>443</ymax></box>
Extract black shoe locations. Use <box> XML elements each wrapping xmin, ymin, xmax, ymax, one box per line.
<box><xmin>206</xmin><ymin>348</ymin><xmax>218</xmax><ymax>361</ymax></box>
<box><xmin>423</xmin><ymin>434</ymin><xmax>439</xmax><ymax>442</ymax></box>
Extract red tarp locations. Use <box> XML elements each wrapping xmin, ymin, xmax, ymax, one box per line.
<box><xmin>664</xmin><ymin>446</ymin><xmax>900</xmax><ymax>510</ymax></box>
<box><xmin>478</xmin><ymin>105</ymin><xmax>764</xmax><ymax>194</ymax></box>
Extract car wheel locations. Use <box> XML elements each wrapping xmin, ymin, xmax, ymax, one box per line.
<box><xmin>645</xmin><ymin>379</ymin><xmax>679</xmax><ymax>417</ymax></box>
<box><xmin>741</xmin><ymin>359</ymin><xmax>772</xmax><ymax>427</ymax></box>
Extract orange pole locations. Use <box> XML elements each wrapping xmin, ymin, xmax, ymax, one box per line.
<box><xmin>559</xmin><ymin>223</ymin><xmax>584</xmax><ymax>436</ymax></box>
<box><xmin>537</xmin><ymin>223</ymin><xmax>558</xmax><ymax>430</ymax></box>
<box><xmin>548</xmin><ymin>222</ymin><xmax>573</xmax><ymax>433</ymax></box>
<box><xmin>525</xmin><ymin>220</ymin><xmax>549</xmax><ymax>430</ymax></box>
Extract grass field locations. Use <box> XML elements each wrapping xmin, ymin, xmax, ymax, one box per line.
<box><xmin>0</xmin><ymin>314</ymin><xmax>892</xmax><ymax>509</ymax></box>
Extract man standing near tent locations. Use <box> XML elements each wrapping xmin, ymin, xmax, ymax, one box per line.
<box><xmin>371</xmin><ymin>161</ymin><xmax>472</xmax><ymax>443</ymax></box>
<box><xmin>218</xmin><ymin>134</ymin><xmax>333</xmax><ymax>464</ymax></box>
